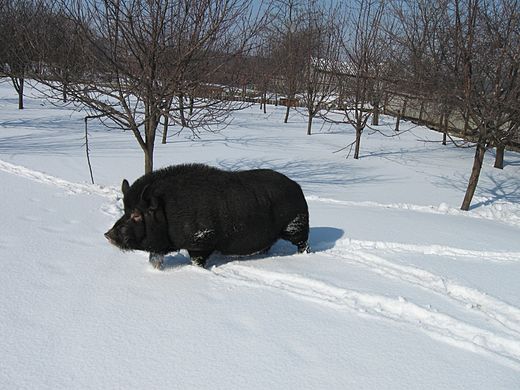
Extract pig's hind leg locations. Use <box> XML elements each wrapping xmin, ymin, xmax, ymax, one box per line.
<box><xmin>188</xmin><ymin>229</ymin><xmax>217</xmax><ymax>267</ymax></box>
<box><xmin>188</xmin><ymin>250</ymin><xmax>213</xmax><ymax>268</ymax></box>
<box><xmin>281</xmin><ymin>213</ymin><xmax>310</xmax><ymax>254</ymax></box>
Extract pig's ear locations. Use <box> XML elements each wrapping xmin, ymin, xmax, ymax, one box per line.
<box><xmin>121</xmin><ymin>179</ymin><xmax>130</xmax><ymax>196</ymax></box>
<box><xmin>140</xmin><ymin>183</ymin><xmax>151</xmax><ymax>201</ymax></box>
<box><xmin>148</xmin><ymin>195</ymin><xmax>160</xmax><ymax>211</ymax></box>
<box><xmin>140</xmin><ymin>184</ymin><xmax>160</xmax><ymax>211</ymax></box>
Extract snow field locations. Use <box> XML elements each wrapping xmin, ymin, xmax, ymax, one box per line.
<box><xmin>1</xmin><ymin>81</ymin><xmax>520</xmax><ymax>389</ymax></box>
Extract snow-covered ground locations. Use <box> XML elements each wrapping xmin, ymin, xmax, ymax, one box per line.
<box><xmin>1</xmin><ymin>81</ymin><xmax>520</xmax><ymax>389</ymax></box>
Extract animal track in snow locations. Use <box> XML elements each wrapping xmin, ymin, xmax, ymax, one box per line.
<box><xmin>324</xmin><ymin>240</ymin><xmax>520</xmax><ymax>337</ymax></box>
<box><xmin>0</xmin><ymin>159</ymin><xmax>122</xmax><ymax>220</ymax></box>
<box><xmin>4</xmin><ymin>158</ymin><xmax>520</xmax><ymax>368</ymax></box>
<box><xmin>0</xmin><ymin>159</ymin><xmax>118</xmax><ymax>199</ymax></box>
<box><xmin>212</xmin><ymin>263</ymin><xmax>520</xmax><ymax>370</ymax></box>
<box><xmin>335</xmin><ymin>238</ymin><xmax>520</xmax><ymax>264</ymax></box>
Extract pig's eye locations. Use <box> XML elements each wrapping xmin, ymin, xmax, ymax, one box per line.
<box><xmin>130</xmin><ymin>211</ymin><xmax>143</xmax><ymax>223</ymax></box>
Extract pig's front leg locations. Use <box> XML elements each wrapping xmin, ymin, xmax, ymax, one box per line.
<box><xmin>149</xmin><ymin>252</ymin><xmax>164</xmax><ymax>270</ymax></box>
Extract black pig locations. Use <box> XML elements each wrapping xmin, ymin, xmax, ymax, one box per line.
<box><xmin>105</xmin><ymin>164</ymin><xmax>310</xmax><ymax>269</ymax></box>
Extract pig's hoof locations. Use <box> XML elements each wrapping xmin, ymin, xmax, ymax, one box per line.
<box><xmin>191</xmin><ymin>258</ymin><xmax>206</xmax><ymax>268</ymax></box>
<box><xmin>151</xmin><ymin>261</ymin><xmax>164</xmax><ymax>270</ymax></box>
<box><xmin>149</xmin><ymin>253</ymin><xmax>165</xmax><ymax>270</ymax></box>
<box><xmin>297</xmin><ymin>241</ymin><xmax>311</xmax><ymax>254</ymax></box>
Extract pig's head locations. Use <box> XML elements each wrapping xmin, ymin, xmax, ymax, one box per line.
<box><xmin>105</xmin><ymin>179</ymin><xmax>172</xmax><ymax>254</ymax></box>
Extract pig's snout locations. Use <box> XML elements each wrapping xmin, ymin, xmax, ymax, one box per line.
<box><xmin>104</xmin><ymin>229</ymin><xmax>116</xmax><ymax>244</ymax></box>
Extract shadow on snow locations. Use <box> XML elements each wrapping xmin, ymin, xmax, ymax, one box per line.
<box><xmin>161</xmin><ymin>226</ymin><xmax>344</xmax><ymax>270</ymax></box>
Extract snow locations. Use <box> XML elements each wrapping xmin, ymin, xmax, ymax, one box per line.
<box><xmin>194</xmin><ymin>229</ymin><xmax>215</xmax><ymax>240</ymax></box>
<box><xmin>1</xmin><ymin>81</ymin><xmax>520</xmax><ymax>389</ymax></box>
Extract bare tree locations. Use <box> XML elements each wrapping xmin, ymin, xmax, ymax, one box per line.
<box><xmin>0</xmin><ymin>0</ymin><xmax>44</xmax><ymax>109</ymax></box>
<box><xmin>299</xmin><ymin>0</ymin><xmax>343</xmax><ymax>135</ymax></box>
<box><xmin>444</xmin><ymin>0</ymin><xmax>520</xmax><ymax>210</ymax></box>
<box><xmin>390</xmin><ymin>0</ymin><xmax>520</xmax><ymax>210</ymax></box>
<box><xmin>42</xmin><ymin>7</ymin><xmax>87</xmax><ymax>104</ymax></box>
<box><xmin>269</xmin><ymin>0</ymin><xmax>306</xmax><ymax>123</ymax></box>
<box><xmin>30</xmin><ymin>0</ymin><xmax>265</xmax><ymax>174</ymax></box>
<box><xmin>480</xmin><ymin>0</ymin><xmax>520</xmax><ymax>170</ymax></box>
<box><xmin>250</xmin><ymin>46</ymin><xmax>277</xmax><ymax>114</ymax></box>
<box><xmin>389</xmin><ymin>0</ymin><xmax>458</xmax><ymax>134</ymax></box>
<box><xmin>338</xmin><ymin>0</ymin><xmax>386</xmax><ymax>159</ymax></box>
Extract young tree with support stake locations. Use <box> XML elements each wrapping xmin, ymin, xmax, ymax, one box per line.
<box><xmin>30</xmin><ymin>0</ymin><xmax>266</xmax><ymax>174</ymax></box>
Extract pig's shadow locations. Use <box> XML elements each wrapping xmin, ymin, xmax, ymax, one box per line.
<box><xmin>162</xmin><ymin>227</ymin><xmax>344</xmax><ymax>269</ymax></box>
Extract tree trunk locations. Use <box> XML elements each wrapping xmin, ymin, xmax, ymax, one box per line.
<box><xmin>144</xmin><ymin>100</ymin><xmax>158</xmax><ymax>174</ymax></box>
<box><xmin>11</xmin><ymin>74</ymin><xmax>25</xmax><ymax>110</ymax></box>
<box><xmin>60</xmin><ymin>69</ymin><xmax>68</xmax><ymax>103</ymax></box>
<box><xmin>441</xmin><ymin>112</ymin><xmax>447</xmax><ymax>145</ymax></box>
<box><xmin>189</xmin><ymin>96</ymin><xmax>194</xmax><ymax>116</ymax></box>
<box><xmin>402</xmin><ymin>97</ymin><xmax>408</xmax><ymax>117</ymax></box>
<box><xmin>441</xmin><ymin>111</ymin><xmax>451</xmax><ymax>145</ymax></box>
<box><xmin>354</xmin><ymin>128</ymin><xmax>362</xmax><ymax>159</ymax></box>
<box><xmin>494</xmin><ymin>144</ymin><xmax>505</xmax><ymax>169</ymax></box>
<box><xmin>144</xmin><ymin>124</ymin><xmax>155</xmax><ymax>174</ymax></box>
<box><xmin>144</xmin><ymin>146</ymin><xmax>154</xmax><ymax>174</ymax></box>
<box><xmin>372</xmin><ymin>100</ymin><xmax>380</xmax><ymax>126</ymax></box>
<box><xmin>307</xmin><ymin>114</ymin><xmax>313</xmax><ymax>135</ymax></box>
<box><xmin>461</xmin><ymin>141</ymin><xmax>486</xmax><ymax>211</ymax></box>
<box><xmin>17</xmin><ymin>77</ymin><xmax>24</xmax><ymax>110</ymax></box>
<box><xmin>463</xmin><ymin>112</ymin><xmax>470</xmax><ymax>135</ymax></box>
<box><xmin>284</xmin><ymin>105</ymin><xmax>290</xmax><ymax>123</ymax></box>
<box><xmin>179</xmin><ymin>94</ymin><xmax>187</xmax><ymax>127</ymax></box>
<box><xmin>162</xmin><ymin>115</ymin><xmax>169</xmax><ymax>144</ymax></box>
<box><xmin>161</xmin><ymin>97</ymin><xmax>173</xmax><ymax>144</ymax></box>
